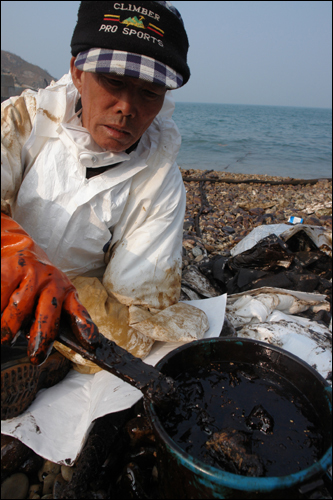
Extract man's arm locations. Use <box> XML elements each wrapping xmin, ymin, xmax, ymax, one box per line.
<box><xmin>1</xmin><ymin>93</ymin><xmax>101</xmax><ymax>364</ymax></box>
<box><xmin>103</xmin><ymin>161</ymin><xmax>186</xmax><ymax>311</ymax></box>
<box><xmin>1</xmin><ymin>93</ymin><xmax>36</xmax><ymax>212</ymax></box>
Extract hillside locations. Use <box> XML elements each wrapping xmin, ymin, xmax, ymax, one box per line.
<box><xmin>1</xmin><ymin>50</ymin><xmax>56</xmax><ymax>90</ymax></box>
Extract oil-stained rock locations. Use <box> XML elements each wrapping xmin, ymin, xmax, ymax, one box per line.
<box><xmin>1</xmin><ymin>435</ymin><xmax>32</xmax><ymax>479</ymax></box>
<box><xmin>1</xmin><ymin>472</ymin><xmax>29</xmax><ymax>499</ymax></box>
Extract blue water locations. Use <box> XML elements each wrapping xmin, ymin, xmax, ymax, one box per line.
<box><xmin>172</xmin><ymin>103</ymin><xmax>332</xmax><ymax>179</ymax></box>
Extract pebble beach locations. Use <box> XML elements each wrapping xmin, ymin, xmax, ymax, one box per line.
<box><xmin>180</xmin><ymin>168</ymin><xmax>332</xmax><ymax>269</ymax></box>
<box><xmin>1</xmin><ymin>169</ymin><xmax>332</xmax><ymax>499</ymax></box>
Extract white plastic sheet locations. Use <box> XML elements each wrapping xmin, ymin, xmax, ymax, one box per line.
<box><xmin>226</xmin><ymin>287</ymin><xmax>330</xmax><ymax>327</ymax></box>
<box><xmin>226</xmin><ymin>287</ymin><xmax>332</xmax><ymax>384</ymax></box>
<box><xmin>237</xmin><ymin>313</ymin><xmax>332</xmax><ymax>384</ymax></box>
<box><xmin>230</xmin><ymin>223</ymin><xmax>332</xmax><ymax>257</ymax></box>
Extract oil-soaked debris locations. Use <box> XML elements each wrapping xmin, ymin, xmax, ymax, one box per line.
<box><xmin>205</xmin><ymin>427</ymin><xmax>264</xmax><ymax>477</ymax></box>
<box><xmin>181</xmin><ymin>265</ymin><xmax>220</xmax><ymax>299</ymax></box>
<box><xmin>124</xmin><ymin>414</ymin><xmax>156</xmax><ymax>448</ymax></box>
<box><xmin>199</xmin><ymin>232</ymin><xmax>332</xmax><ymax>300</ymax></box>
<box><xmin>181</xmin><ymin>169</ymin><xmax>332</xmax><ymax>320</ymax></box>
<box><xmin>219</xmin><ymin>317</ymin><xmax>237</xmax><ymax>338</ymax></box>
<box><xmin>245</xmin><ymin>405</ymin><xmax>274</xmax><ymax>434</ymax></box>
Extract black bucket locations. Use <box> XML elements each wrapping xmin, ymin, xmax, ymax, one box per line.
<box><xmin>145</xmin><ymin>338</ymin><xmax>332</xmax><ymax>499</ymax></box>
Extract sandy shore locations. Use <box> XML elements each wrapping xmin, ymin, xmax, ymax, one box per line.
<box><xmin>180</xmin><ymin>168</ymin><xmax>332</xmax><ymax>268</ymax></box>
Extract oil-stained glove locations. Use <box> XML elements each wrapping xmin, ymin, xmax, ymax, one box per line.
<box><xmin>1</xmin><ymin>213</ymin><xmax>101</xmax><ymax>364</ymax></box>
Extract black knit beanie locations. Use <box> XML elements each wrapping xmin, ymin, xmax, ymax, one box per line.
<box><xmin>71</xmin><ymin>1</ymin><xmax>190</xmax><ymax>87</ymax></box>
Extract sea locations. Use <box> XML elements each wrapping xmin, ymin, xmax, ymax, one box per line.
<box><xmin>172</xmin><ymin>102</ymin><xmax>332</xmax><ymax>180</ymax></box>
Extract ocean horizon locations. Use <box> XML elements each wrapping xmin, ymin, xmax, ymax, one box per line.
<box><xmin>175</xmin><ymin>101</ymin><xmax>332</xmax><ymax>111</ymax></box>
<box><xmin>172</xmin><ymin>101</ymin><xmax>332</xmax><ymax>180</ymax></box>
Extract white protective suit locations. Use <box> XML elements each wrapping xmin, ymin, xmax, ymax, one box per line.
<box><xmin>1</xmin><ymin>72</ymin><xmax>186</xmax><ymax>312</ymax></box>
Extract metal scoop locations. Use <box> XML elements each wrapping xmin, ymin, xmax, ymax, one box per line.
<box><xmin>57</xmin><ymin>320</ymin><xmax>178</xmax><ymax>408</ymax></box>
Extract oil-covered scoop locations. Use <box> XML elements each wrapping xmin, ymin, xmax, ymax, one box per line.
<box><xmin>57</xmin><ymin>319</ymin><xmax>178</xmax><ymax>408</ymax></box>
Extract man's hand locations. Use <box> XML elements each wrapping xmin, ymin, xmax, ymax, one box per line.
<box><xmin>1</xmin><ymin>213</ymin><xmax>101</xmax><ymax>364</ymax></box>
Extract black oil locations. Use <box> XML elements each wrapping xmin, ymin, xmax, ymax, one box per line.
<box><xmin>157</xmin><ymin>361</ymin><xmax>324</xmax><ymax>477</ymax></box>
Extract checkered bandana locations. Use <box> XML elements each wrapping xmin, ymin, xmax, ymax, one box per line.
<box><xmin>74</xmin><ymin>48</ymin><xmax>183</xmax><ymax>89</ymax></box>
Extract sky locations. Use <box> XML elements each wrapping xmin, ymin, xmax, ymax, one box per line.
<box><xmin>1</xmin><ymin>1</ymin><xmax>332</xmax><ymax>108</ymax></box>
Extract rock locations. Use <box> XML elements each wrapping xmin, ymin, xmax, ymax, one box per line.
<box><xmin>1</xmin><ymin>435</ymin><xmax>32</xmax><ymax>477</ymax></box>
<box><xmin>204</xmin><ymin>244</ymin><xmax>216</xmax><ymax>253</ymax></box>
<box><xmin>61</xmin><ymin>464</ymin><xmax>75</xmax><ymax>483</ymax></box>
<box><xmin>28</xmin><ymin>484</ymin><xmax>42</xmax><ymax>498</ymax></box>
<box><xmin>182</xmin><ymin>240</ymin><xmax>194</xmax><ymax>250</ymax></box>
<box><xmin>19</xmin><ymin>453</ymin><xmax>44</xmax><ymax>476</ymax></box>
<box><xmin>183</xmin><ymin>221</ymin><xmax>193</xmax><ymax>230</ymax></box>
<box><xmin>249</xmin><ymin>207</ymin><xmax>265</xmax><ymax>216</ymax></box>
<box><xmin>38</xmin><ymin>460</ymin><xmax>60</xmax><ymax>482</ymax></box>
<box><xmin>222</xmin><ymin>226</ymin><xmax>235</xmax><ymax>234</ymax></box>
<box><xmin>52</xmin><ymin>472</ymin><xmax>67</xmax><ymax>499</ymax></box>
<box><xmin>304</xmin><ymin>216</ymin><xmax>322</xmax><ymax>226</ymax></box>
<box><xmin>194</xmin><ymin>254</ymin><xmax>204</xmax><ymax>262</ymax></box>
<box><xmin>1</xmin><ymin>472</ymin><xmax>29</xmax><ymax>499</ymax></box>
<box><xmin>192</xmin><ymin>246</ymin><xmax>203</xmax><ymax>257</ymax></box>
<box><xmin>152</xmin><ymin>465</ymin><xmax>158</xmax><ymax>480</ymax></box>
<box><xmin>42</xmin><ymin>473</ymin><xmax>57</xmax><ymax>496</ymax></box>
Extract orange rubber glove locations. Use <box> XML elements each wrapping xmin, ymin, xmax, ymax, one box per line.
<box><xmin>1</xmin><ymin>213</ymin><xmax>101</xmax><ymax>364</ymax></box>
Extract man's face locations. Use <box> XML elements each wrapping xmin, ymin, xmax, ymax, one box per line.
<box><xmin>70</xmin><ymin>57</ymin><xmax>166</xmax><ymax>152</ymax></box>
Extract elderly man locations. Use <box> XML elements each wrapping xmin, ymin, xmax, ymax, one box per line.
<box><xmin>1</xmin><ymin>1</ymin><xmax>194</xmax><ymax>418</ymax></box>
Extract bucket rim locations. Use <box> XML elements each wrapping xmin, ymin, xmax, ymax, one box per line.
<box><xmin>146</xmin><ymin>337</ymin><xmax>332</xmax><ymax>492</ymax></box>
